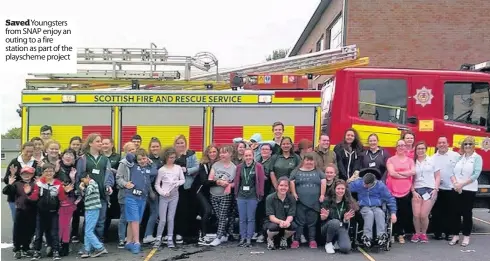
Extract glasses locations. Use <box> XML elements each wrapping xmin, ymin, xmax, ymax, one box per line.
<box><xmin>463</xmin><ymin>143</ymin><xmax>473</xmax><ymax>146</ymax></box>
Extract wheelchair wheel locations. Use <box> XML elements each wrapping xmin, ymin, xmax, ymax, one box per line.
<box><xmin>384</xmin><ymin>222</ymin><xmax>393</xmax><ymax>251</ymax></box>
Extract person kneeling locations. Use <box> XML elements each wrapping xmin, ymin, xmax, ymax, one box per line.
<box><xmin>321</xmin><ymin>180</ymin><xmax>356</xmax><ymax>254</ymax></box>
<box><xmin>264</xmin><ymin>177</ymin><xmax>296</xmax><ymax>250</ymax></box>
<box><xmin>349</xmin><ymin>173</ymin><xmax>397</xmax><ymax>247</ymax></box>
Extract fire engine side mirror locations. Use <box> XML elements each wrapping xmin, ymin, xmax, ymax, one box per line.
<box><xmin>407</xmin><ymin>116</ymin><xmax>417</xmax><ymax>124</ymax></box>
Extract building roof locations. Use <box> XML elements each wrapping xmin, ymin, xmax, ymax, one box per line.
<box><xmin>1</xmin><ymin>139</ymin><xmax>21</xmax><ymax>151</ymax></box>
<box><xmin>288</xmin><ymin>0</ymin><xmax>332</xmax><ymax>57</ymax></box>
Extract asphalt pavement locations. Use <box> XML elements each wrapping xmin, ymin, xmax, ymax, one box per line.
<box><xmin>1</xmin><ymin>172</ymin><xmax>490</xmax><ymax>261</ymax></box>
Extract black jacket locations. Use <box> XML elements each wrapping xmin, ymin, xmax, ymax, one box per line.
<box><xmin>3</xmin><ymin>156</ymin><xmax>38</xmax><ymax>202</ymax></box>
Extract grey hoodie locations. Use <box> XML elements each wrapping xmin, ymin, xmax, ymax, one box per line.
<box><xmin>116</xmin><ymin>157</ymin><xmax>133</xmax><ymax>205</ymax></box>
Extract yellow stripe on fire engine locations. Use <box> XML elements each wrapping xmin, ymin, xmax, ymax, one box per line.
<box><xmin>205</xmin><ymin>107</ymin><xmax>212</xmax><ymax>147</ymax></box>
<box><xmin>315</xmin><ymin>107</ymin><xmax>321</xmax><ymax>144</ymax></box>
<box><xmin>352</xmin><ymin>124</ymin><xmax>401</xmax><ymax>147</ymax></box>
<box><xmin>29</xmin><ymin>125</ymin><xmax>82</xmax><ymax>150</ymax></box>
<box><xmin>243</xmin><ymin>126</ymin><xmax>295</xmax><ymax>142</ymax></box>
<box><xmin>271</xmin><ymin>97</ymin><xmax>321</xmax><ymax>104</ymax></box>
<box><xmin>113</xmin><ymin>106</ymin><xmax>120</xmax><ymax>151</ymax></box>
<box><xmin>21</xmin><ymin>106</ymin><xmax>28</xmax><ymax>144</ymax></box>
<box><xmin>452</xmin><ymin>134</ymin><xmax>488</xmax><ymax>149</ymax></box>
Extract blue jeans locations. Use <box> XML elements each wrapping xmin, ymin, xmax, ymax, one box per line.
<box><xmin>118</xmin><ymin>204</ymin><xmax>127</xmax><ymax>241</ymax></box>
<box><xmin>237</xmin><ymin>198</ymin><xmax>258</xmax><ymax>240</ymax></box>
<box><xmin>144</xmin><ymin>197</ymin><xmax>159</xmax><ymax>237</ymax></box>
<box><xmin>85</xmin><ymin>209</ymin><xmax>103</xmax><ymax>252</ymax></box>
<box><xmin>95</xmin><ymin>200</ymin><xmax>108</xmax><ymax>241</ymax></box>
<box><xmin>9</xmin><ymin>202</ymin><xmax>16</xmax><ymax>221</ymax></box>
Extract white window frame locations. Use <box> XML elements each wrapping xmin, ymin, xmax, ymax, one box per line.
<box><xmin>329</xmin><ymin>16</ymin><xmax>343</xmax><ymax>49</ymax></box>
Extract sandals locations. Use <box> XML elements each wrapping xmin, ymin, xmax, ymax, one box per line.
<box><xmin>449</xmin><ymin>236</ymin><xmax>459</xmax><ymax>246</ymax></box>
<box><xmin>461</xmin><ymin>236</ymin><xmax>470</xmax><ymax>247</ymax></box>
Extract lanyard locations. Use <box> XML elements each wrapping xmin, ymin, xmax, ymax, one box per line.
<box><xmin>88</xmin><ymin>154</ymin><xmax>102</xmax><ymax>169</ymax></box>
<box><xmin>243</xmin><ymin>163</ymin><xmax>255</xmax><ymax>185</ymax></box>
<box><xmin>336</xmin><ymin>202</ymin><xmax>344</xmax><ymax>220</ymax></box>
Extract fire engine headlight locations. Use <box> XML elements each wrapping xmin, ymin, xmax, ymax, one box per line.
<box><xmin>62</xmin><ymin>95</ymin><xmax>76</xmax><ymax>103</ymax></box>
<box><xmin>258</xmin><ymin>95</ymin><xmax>272</xmax><ymax>103</ymax></box>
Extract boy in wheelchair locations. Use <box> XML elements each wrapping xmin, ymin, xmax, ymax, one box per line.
<box><xmin>349</xmin><ymin>171</ymin><xmax>397</xmax><ymax>248</ymax></box>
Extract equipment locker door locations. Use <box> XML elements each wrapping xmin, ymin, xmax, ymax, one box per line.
<box><xmin>120</xmin><ymin>107</ymin><xmax>205</xmax><ymax>157</ymax></box>
<box><xmin>212</xmin><ymin>106</ymin><xmax>316</xmax><ymax>146</ymax></box>
<box><xmin>27</xmin><ymin>106</ymin><xmax>113</xmax><ymax>150</ymax></box>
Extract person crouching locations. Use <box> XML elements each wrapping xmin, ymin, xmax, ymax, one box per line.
<box><xmin>28</xmin><ymin>163</ymin><xmax>67</xmax><ymax>260</ymax></box>
<box><xmin>124</xmin><ymin>149</ymin><xmax>157</xmax><ymax>254</ymax></box>
<box><xmin>79</xmin><ymin>175</ymin><xmax>108</xmax><ymax>258</ymax></box>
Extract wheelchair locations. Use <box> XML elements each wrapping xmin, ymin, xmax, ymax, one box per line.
<box><xmin>348</xmin><ymin>168</ymin><xmax>393</xmax><ymax>252</ymax></box>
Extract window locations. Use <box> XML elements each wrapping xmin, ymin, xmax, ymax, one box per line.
<box><xmin>316</xmin><ymin>35</ymin><xmax>325</xmax><ymax>52</ymax></box>
<box><xmin>444</xmin><ymin>82</ymin><xmax>490</xmax><ymax>127</ymax></box>
<box><xmin>359</xmin><ymin>79</ymin><xmax>408</xmax><ymax>124</ymax></box>
<box><xmin>329</xmin><ymin>16</ymin><xmax>343</xmax><ymax>49</ymax></box>
<box><xmin>1</xmin><ymin>153</ymin><xmax>5</xmax><ymax>160</ymax></box>
<box><xmin>321</xmin><ymin>78</ymin><xmax>336</xmax><ymax>133</ymax></box>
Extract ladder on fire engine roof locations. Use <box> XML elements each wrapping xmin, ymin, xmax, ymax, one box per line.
<box><xmin>25</xmin><ymin>43</ymin><xmax>369</xmax><ymax>91</ymax></box>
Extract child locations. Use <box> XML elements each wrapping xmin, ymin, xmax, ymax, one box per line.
<box><xmin>349</xmin><ymin>173</ymin><xmax>397</xmax><ymax>247</ymax></box>
<box><xmin>79</xmin><ymin>176</ymin><xmax>108</xmax><ymax>258</ymax></box>
<box><xmin>124</xmin><ymin>149</ymin><xmax>157</xmax><ymax>254</ymax></box>
<box><xmin>2</xmin><ymin>166</ymin><xmax>37</xmax><ymax>259</ymax></box>
<box><xmin>28</xmin><ymin>163</ymin><xmax>67</xmax><ymax>260</ymax></box>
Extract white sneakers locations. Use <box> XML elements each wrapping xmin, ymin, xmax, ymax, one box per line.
<box><xmin>142</xmin><ymin>235</ymin><xmax>156</xmax><ymax>244</ymax></box>
<box><xmin>325</xmin><ymin>242</ymin><xmax>335</xmax><ymax>254</ymax></box>
<box><xmin>209</xmin><ymin>238</ymin><xmax>221</xmax><ymax>246</ymax></box>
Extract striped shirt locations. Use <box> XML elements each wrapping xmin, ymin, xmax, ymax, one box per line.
<box><xmin>84</xmin><ymin>180</ymin><xmax>102</xmax><ymax>210</ymax></box>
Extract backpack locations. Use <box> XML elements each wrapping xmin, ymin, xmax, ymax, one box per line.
<box><xmin>37</xmin><ymin>182</ymin><xmax>61</xmax><ymax>212</ymax></box>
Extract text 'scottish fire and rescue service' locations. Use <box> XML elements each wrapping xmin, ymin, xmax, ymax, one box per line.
<box><xmin>93</xmin><ymin>94</ymin><xmax>244</xmax><ymax>103</ymax></box>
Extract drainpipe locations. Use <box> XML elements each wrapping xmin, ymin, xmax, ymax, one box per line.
<box><xmin>342</xmin><ymin>0</ymin><xmax>348</xmax><ymax>46</ymax></box>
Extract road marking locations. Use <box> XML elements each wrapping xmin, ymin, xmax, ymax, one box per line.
<box><xmin>143</xmin><ymin>248</ymin><xmax>157</xmax><ymax>261</ymax></box>
<box><xmin>0</xmin><ymin>243</ymin><xmax>13</xmax><ymax>249</ymax></box>
<box><xmin>358</xmin><ymin>247</ymin><xmax>375</xmax><ymax>261</ymax></box>
<box><xmin>473</xmin><ymin>216</ymin><xmax>490</xmax><ymax>225</ymax></box>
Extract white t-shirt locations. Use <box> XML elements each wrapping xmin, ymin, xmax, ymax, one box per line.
<box><xmin>432</xmin><ymin>150</ymin><xmax>460</xmax><ymax>190</ymax></box>
<box><xmin>414</xmin><ymin>156</ymin><xmax>440</xmax><ymax>189</ymax></box>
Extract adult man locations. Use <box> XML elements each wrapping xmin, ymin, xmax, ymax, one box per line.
<box><xmin>430</xmin><ymin>136</ymin><xmax>460</xmax><ymax>240</ymax></box>
<box><xmin>40</xmin><ymin>125</ymin><xmax>53</xmax><ymax>143</ymax></box>
<box><xmin>131</xmin><ymin>135</ymin><xmax>142</xmax><ymax>149</ymax></box>
<box><xmin>271</xmin><ymin>122</ymin><xmax>284</xmax><ymax>155</ymax></box>
<box><xmin>265</xmin><ymin>176</ymin><xmax>296</xmax><ymax>250</ymax></box>
<box><xmin>314</xmin><ymin>134</ymin><xmax>337</xmax><ymax>171</ymax></box>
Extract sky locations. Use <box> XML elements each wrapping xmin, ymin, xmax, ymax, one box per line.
<box><xmin>0</xmin><ymin>0</ymin><xmax>320</xmax><ymax>134</ymax></box>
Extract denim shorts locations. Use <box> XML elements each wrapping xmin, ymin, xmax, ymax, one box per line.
<box><xmin>415</xmin><ymin>187</ymin><xmax>434</xmax><ymax>199</ymax></box>
<box><xmin>124</xmin><ymin>197</ymin><xmax>146</xmax><ymax>222</ymax></box>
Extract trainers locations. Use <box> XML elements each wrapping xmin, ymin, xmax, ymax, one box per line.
<box><xmin>52</xmin><ymin>251</ymin><xmax>61</xmax><ymax>260</ymax></box>
<box><xmin>130</xmin><ymin>243</ymin><xmax>141</xmax><ymax>254</ymax></box>
<box><xmin>31</xmin><ymin>251</ymin><xmax>41</xmax><ymax>260</ymax></box>
<box><xmin>80</xmin><ymin>251</ymin><xmax>90</xmax><ymax>259</ymax></box>
<box><xmin>168</xmin><ymin>239</ymin><xmax>175</xmax><ymax>248</ymax></box>
<box><xmin>252</xmin><ymin>233</ymin><xmax>258</xmax><ymax>240</ymax></box>
<box><xmin>411</xmin><ymin>234</ymin><xmax>420</xmax><ymax>243</ymax></box>
<box><xmin>325</xmin><ymin>242</ymin><xmax>335</xmax><ymax>254</ymax></box>
<box><xmin>377</xmin><ymin>233</ymin><xmax>388</xmax><ymax>246</ymax></box>
<box><xmin>71</xmin><ymin>236</ymin><xmax>79</xmax><ymax>243</ymax></box>
<box><xmin>143</xmin><ymin>235</ymin><xmax>156</xmax><ymax>244</ymax></box>
<box><xmin>267</xmin><ymin>238</ymin><xmax>275</xmax><ymax>250</ymax></box>
<box><xmin>209</xmin><ymin>238</ymin><xmax>221</xmax><ymax>246</ymax></box>
<box><xmin>361</xmin><ymin>235</ymin><xmax>372</xmax><ymax>248</ymax></box>
<box><xmin>300</xmin><ymin>235</ymin><xmax>307</xmax><ymax>244</ymax></box>
<box><xmin>220</xmin><ymin>235</ymin><xmax>228</xmax><ymax>243</ymax></box>
<box><xmin>279</xmin><ymin>237</ymin><xmax>288</xmax><ymax>249</ymax></box>
<box><xmin>309</xmin><ymin>241</ymin><xmax>317</xmax><ymax>249</ymax></box>
<box><xmin>22</xmin><ymin>250</ymin><xmax>33</xmax><ymax>258</ymax></box>
<box><xmin>419</xmin><ymin>234</ymin><xmax>429</xmax><ymax>243</ymax></box>
<box><xmin>153</xmin><ymin>239</ymin><xmax>162</xmax><ymax>249</ymax></box>
<box><xmin>198</xmin><ymin>236</ymin><xmax>211</xmax><ymax>246</ymax></box>
<box><xmin>256</xmin><ymin>235</ymin><xmax>265</xmax><ymax>243</ymax></box>
<box><xmin>117</xmin><ymin>240</ymin><xmax>125</xmax><ymax>249</ymax></box>
<box><xmin>290</xmin><ymin>240</ymin><xmax>300</xmax><ymax>249</ymax></box>
<box><xmin>162</xmin><ymin>235</ymin><xmax>168</xmax><ymax>242</ymax></box>
<box><xmin>14</xmin><ymin>251</ymin><xmax>21</xmax><ymax>259</ymax></box>
<box><xmin>125</xmin><ymin>242</ymin><xmax>134</xmax><ymax>251</ymax></box>
<box><xmin>175</xmin><ymin>235</ymin><xmax>183</xmax><ymax>244</ymax></box>
<box><xmin>91</xmin><ymin>248</ymin><xmax>108</xmax><ymax>258</ymax></box>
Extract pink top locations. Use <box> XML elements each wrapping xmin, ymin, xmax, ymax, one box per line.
<box><xmin>386</xmin><ymin>155</ymin><xmax>414</xmax><ymax>197</ymax></box>
<box><xmin>406</xmin><ymin>149</ymin><xmax>415</xmax><ymax>159</ymax></box>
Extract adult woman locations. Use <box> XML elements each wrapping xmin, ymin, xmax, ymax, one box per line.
<box><xmin>325</xmin><ymin>164</ymin><xmax>338</xmax><ymax>195</ymax></box>
<box><xmin>101</xmin><ymin>138</ymin><xmax>122</xmax><ymax>239</ymax></box>
<box><xmin>290</xmin><ymin>153</ymin><xmax>327</xmax><ymax>249</ymax></box>
<box><xmin>402</xmin><ymin>132</ymin><xmax>415</xmax><ymax>159</ymax></box>
<box><xmin>57</xmin><ymin>149</ymin><xmax>77</xmax><ymax>256</ymax></box>
<box><xmin>333</xmin><ymin>128</ymin><xmax>362</xmax><ymax>181</ymax></box>
<box><xmin>30</xmin><ymin>137</ymin><xmax>45</xmax><ymax>162</ymax></box>
<box><xmin>411</xmin><ymin>142</ymin><xmax>440</xmax><ymax>243</ymax></box>
<box><xmin>208</xmin><ymin>145</ymin><xmax>237</xmax><ymax>246</ymax></box>
<box><xmin>234</xmin><ymin>148</ymin><xmax>265</xmax><ymax>247</ymax></box>
<box><xmin>76</xmin><ymin>133</ymin><xmax>115</xmax><ymax>242</ymax></box>
<box><xmin>361</xmin><ymin>134</ymin><xmax>390</xmax><ymax>178</ymax></box>
<box><xmin>192</xmin><ymin>145</ymin><xmax>219</xmax><ymax>245</ymax></box>
<box><xmin>270</xmin><ymin>137</ymin><xmax>301</xmax><ymax>190</ymax></box>
<box><xmin>253</xmin><ymin>143</ymin><xmax>274</xmax><ymax>243</ymax></box>
<box><xmin>233</xmin><ymin>141</ymin><xmax>247</xmax><ymax>165</ymax></box>
<box><xmin>173</xmin><ymin>135</ymin><xmax>199</xmax><ymax>243</ymax></box>
<box><xmin>386</xmin><ymin>139</ymin><xmax>416</xmax><ymax>244</ymax></box>
<box><xmin>69</xmin><ymin>136</ymin><xmax>83</xmax><ymax>157</ymax></box>
<box><xmin>449</xmin><ymin>136</ymin><xmax>482</xmax><ymax>247</ymax></box>
<box><xmin>153</xmin><ymin>147</ymin><xmax>185</xmax><ymax>248</ymax></box>
<box><xmin>3</xmin><ymin>142</ymin><xmax>36</xmax><ymax>222</ymax></box>
<box><xmin>321</xmin><ymin>179</ymin><xmax>356</xmax><ymax>254</ymax></box>
<box><xmin>142</xmin><ymin>138</ymin><xmax>164</xmax><ymax>244</ymax></box>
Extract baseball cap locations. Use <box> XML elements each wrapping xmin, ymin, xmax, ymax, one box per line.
<box><xmin>20</xmin><ymin>166</ymin><xmax>35</xmax><ymax>174</ymax></box>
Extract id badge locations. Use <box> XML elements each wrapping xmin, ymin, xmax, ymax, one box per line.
<box><xmin>369</xmin><ymin>162</ymin><xmax>376</xmax><ymax>167</ymax></box>
<box><xmin>92</xmin><ymin>169</ymin><xmax>100</xmax><ymax>174</ymax></box>
<box><xmin>146</xmin><ymin>169</ymin><xmax>150</xmax><ymax>173</ymax></box>
<box><xmin>132</xmin><ymin>189</ymin><xmax>143</xmax><ymax>196</ymax></box>
<box><xmin>422</xmin><ymin>192</ymin><xmax>431</xmax><ymax>201</ymax></box>
<box><xmin>243</xmin><ymin>186</ymin><xmax>250</xmax><ymax>191</ymax></box>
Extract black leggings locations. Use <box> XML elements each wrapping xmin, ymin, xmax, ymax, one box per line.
<box><xmin>431</xmin><ymin>189</ymin><xmax>456</xmax><ymax>236</ymax></box>
<box><xmin>451</xmin><ymin>190</ymin><xmax>476</xmax><ymax>236</ymax></box>
<box><xmin>13</xmin><ymin>208</ymin><xmax>36</xmax><ymax>252</ymax></box>
<box><xmin>393</xmin><ymin>193</ymin><xmax>413</xmax><ymax>236</ymax></box>
<box><xmin>196</xmin><ymin>192</ymin><xmax>212</xmax><ymax>235</ymax></box>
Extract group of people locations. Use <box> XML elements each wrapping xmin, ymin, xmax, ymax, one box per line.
<box><xmin>3</xmin><ymin>123</ymin><xmax>483</xmax><ymax>260</ymax></box>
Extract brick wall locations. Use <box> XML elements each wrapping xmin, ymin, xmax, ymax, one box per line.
<box><xmin>346</xmin><ymin>0</ymin><xmax>490</xmax><ymax>69</ymax></box>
